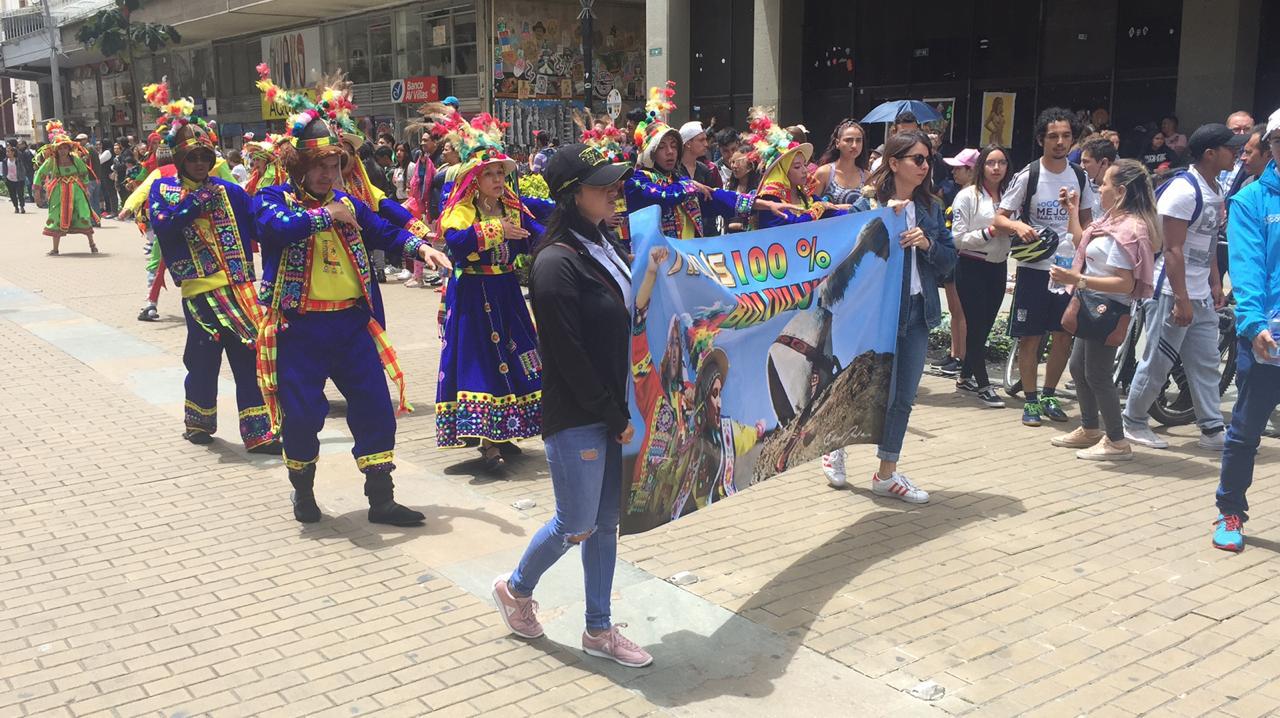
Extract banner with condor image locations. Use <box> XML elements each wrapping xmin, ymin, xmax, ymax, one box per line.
<box><xmin>620</xmin><ymin>205</ymin><xmax>906</xmax><ymax>535</ymax></box>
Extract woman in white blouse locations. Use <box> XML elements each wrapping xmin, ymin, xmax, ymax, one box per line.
<box><xmin>951</xmin><ymin>145</ymin><xmax>1013</xmax><ymax>408</ymax></box>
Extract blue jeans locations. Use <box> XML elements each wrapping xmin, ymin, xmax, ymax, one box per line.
<box><xmin>1215</xmin><ymin>337</ymin><xmax>1280</xmax><ymax>521</ymax></box>
<box><xmin>879</xmin><ymin>294</ymin><xmax>929</xmax><ymax>462</ymax></box>
<box><xmin>510</xmin><ymin>423</ymin><xmax>622</xmax><ymax>630</ymax></box>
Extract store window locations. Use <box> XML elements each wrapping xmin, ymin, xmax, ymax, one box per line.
<box><xmin>412</xmin><ymin>8</ymin><xmax>476</xmax><ymax>96</ymax></box>
<box><xmin>370</xmin><ymin>17</ymin><xmax>393</xmax><ymax>82</ymax></box>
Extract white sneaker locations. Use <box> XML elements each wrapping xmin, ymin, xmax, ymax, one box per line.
<box><xmin>396</xmin><ymin>269</ymin><xmax>412</xmax><ymax>281</ymax></box>
<box><xmin>822</xmin><ymin>450</ymin><xmax>847</xmax><ymax>488</ymax></box>
<box><xmin>1124</xmin><ymin>423</ymin><xmax>1169</xmax><ymax>449</ymax></box>
<box><xmin>1198</xmin><ymin>431</ymin><xmax>1226</xmax><ymax>451</ymax></box>
<box><xmin>871</xmin><ymin>471</ymin><xmax>929</xmax><ymax>504</ymax></box>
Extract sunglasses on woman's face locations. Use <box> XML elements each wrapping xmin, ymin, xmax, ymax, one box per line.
<box><xmin>898</xmin><ymin>153</ymin><xmax>929</xmax><ymax>167</ymax></box>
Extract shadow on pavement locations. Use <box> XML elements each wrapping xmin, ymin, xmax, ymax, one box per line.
<box><xmin>534</xmin><ymin>488</ymin><xmax>1026</xmax><ymax>708</ymax></box>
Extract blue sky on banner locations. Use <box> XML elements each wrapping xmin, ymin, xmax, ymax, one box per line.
<box><xmin>624</xmin><ymin>205</ymin><xmax>906</xmax><ymax>441</ymax></box>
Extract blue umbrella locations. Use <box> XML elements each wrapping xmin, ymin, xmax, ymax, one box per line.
<box><xmin>861</xmin><ymin>100</ymin><xmax>942</xmax><ymax>125</ymax></box>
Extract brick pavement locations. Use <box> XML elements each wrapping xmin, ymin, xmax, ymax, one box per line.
<box><xmin>3</xmin><ymin>208</ymin><xmax>1280</xmax><ymax>716</ymax></box>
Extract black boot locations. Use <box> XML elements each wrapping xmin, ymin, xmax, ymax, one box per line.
<box><xmin>182</xmin><ymin>429</ymin><xmax>213</xmax><ymax>445</ymax></box>
<box><xmin>248</xmin><ymin>439</ymin><xmax>282</xmax><ymax>455</ymax></box>
<box><xmin>364</xmin><ymin>472</ymin><xmax>425</xmax><ymax>526</ymax></box>
<box><xmin>289</xmin><ymin>465</ymin><xmax>321</xmax><ymax>523</ymax></box>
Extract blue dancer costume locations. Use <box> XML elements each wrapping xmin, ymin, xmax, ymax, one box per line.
<box><xmin>432</xmin><ymin>112</ymin><xmax>543</xmax><ymax>456</ymax></box>
<box><xmin>144</xmin><ymin>81</ymin><xmax>277</xmax><ymax>452</ymax></box>
<box><xmin>253</xmin><ymin>68</ymin><xmax>441</xmax><ymax>526</ymax></box>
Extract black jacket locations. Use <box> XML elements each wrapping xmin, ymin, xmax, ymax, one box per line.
<box><xmin>530</xmin><ymin>234</ymin><xmax>631</xmax><ymax>438</ymax></box>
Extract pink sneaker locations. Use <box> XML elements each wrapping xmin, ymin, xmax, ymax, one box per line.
<box><xmin>581</xmin><ymin>624</ymin><xmax>653</xmax><ymax>668</ymax></box>
<box><xmin>491</xmin><ymin>574</ymin><xmax>543</xmax><ymax>639</ymax></box>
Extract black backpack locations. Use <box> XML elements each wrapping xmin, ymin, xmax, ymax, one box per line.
<box><xmin>1020</xmin><ymin>159</ymin><xmax>1088</xmax><ymax>223</ymax></box>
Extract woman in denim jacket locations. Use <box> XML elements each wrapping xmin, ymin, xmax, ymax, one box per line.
<box><xmin>822</xmin><ymin>130</ymin><xmax>957</xmax><ymax>503</ymax></box>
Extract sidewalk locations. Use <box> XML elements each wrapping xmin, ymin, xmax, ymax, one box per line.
<box><xmin>3</xmin><ymin>208</ymin><xmax>1279</xmax><ymax>717</ymax></box>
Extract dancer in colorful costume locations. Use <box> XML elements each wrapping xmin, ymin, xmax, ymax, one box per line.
<box><xmin>624</xmin><ymin>83</ymin><xmax>788</xmax><ymax>239</ymax></box>
<box><xmin>144</xmin><ymin>82</ymin><xmax>278</xmax><ymax>453</ymax></box>
<box><xmin>243</xmin><ymin>134</ymin><xmax>285</xmax><ymax>196</ymax></box>
<box><xmin>434</xmin><ymin>111</ymin><xmax>543</xmax><ymax>468</ymax></box>
<box><xmin>578</xmin><ymin>113</ymin><xmax>633</xmax><ymax>248</ymax></box>
<box><xmin>746</xmin><ymin>106</ymin><xmax>849</xmax><ymax>230</ymax></box>
<box><xmin>33</xmin><ymin>120</ymin><xmax>98</xmax><ymax>254</ymax></box>
<box><xmin>253</xmin><ymin>77</ymin><xmax>451</xmax><ymax>526</ymax></box>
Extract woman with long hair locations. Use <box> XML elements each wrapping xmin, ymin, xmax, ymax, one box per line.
<box><xmin>491</xmin><ymin>143</ymin><xmax>654</xmax><ymax>669</ymax></box>
<box><xmin>952</xmin><ymin>144</ymin><xmax>1013</xmax><ymax>408</ymax></box>
<box><xmin>813</xmin><ymin>119</ymin><xmax>871</xmax><ymax>206</ymax></box>
<box><xmin>1048</xmin><ymin>159</ymin><xmax>1159</xmax><ymax>460</ymax></box>
<box><xmin>392</xmin><ymin>141</ymin><xmax>412</xmax><ymax>201</ymax></box>
<box><xmin>434</xmin><ymin>112</ymin><xmax>543</xmax><ymax>468</ymax></box>
<box><xmin>3</xmin><ymin>145</ymin><xmax>27</xmax><ymax>214</ymax></box>
<box><xmin>33</xmin><ymin>121</ymin><xmax>98</xmax><ymax>255</ymax></box>
<box><xmin>821</xmin><ymin>130</ymin><xmax>957</xmax><ymax>501</ymax></box>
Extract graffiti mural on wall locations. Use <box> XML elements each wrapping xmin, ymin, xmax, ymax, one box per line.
<box><xmin>493</xmin><ymin>2</ymin><xmax>645</xmax><ymax>104</ymax></box>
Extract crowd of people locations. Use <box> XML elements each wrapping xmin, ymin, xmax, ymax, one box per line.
<box><xmin>25</xmin><ymin>68</ymin><xmax>1280</xmax><ymax>669</ymax></box>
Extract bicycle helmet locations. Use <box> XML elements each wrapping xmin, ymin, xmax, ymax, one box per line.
<box><xmin>1009</xmin><ymin>227</ymin><xmax>1061</xmax><ymax>264</ymax></box>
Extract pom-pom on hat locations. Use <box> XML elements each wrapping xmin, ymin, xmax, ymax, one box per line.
<box><xmin>434</xmin><ymin>109</ymin><xmax>517</xmax><ymax>177</ymax></box>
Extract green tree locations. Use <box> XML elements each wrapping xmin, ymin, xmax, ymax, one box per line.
<box><xmin>75</xmin><ymin>0</ymin><xmax>181</xmax><ymax>136</ymax></box>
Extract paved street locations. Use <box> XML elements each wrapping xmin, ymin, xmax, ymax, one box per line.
<box><xmin>3</xmin><ymin>208</ymin><xmax>1280</xmax><ymax>717</ymax></box>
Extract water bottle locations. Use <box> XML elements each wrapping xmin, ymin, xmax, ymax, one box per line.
<box><xmin>1046</xmin><ymin>233</ymin><xmax>1074</xmax><ymax>295</ymax></box>
<box><xmin>1266</xmin><ymin>310</ymin><xmax>1280</xmax><ymax>366</ymax></box>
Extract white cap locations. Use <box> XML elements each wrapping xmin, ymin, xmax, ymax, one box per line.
<box><xmin>679</xmin><ymin>121</ymin><xmax>705</xmax><ymax>144</ymax></box>
<box><xmin>1268</xmin><ymin>108</ymin><xmax>1280</xmax><ymax>138</ymax></box>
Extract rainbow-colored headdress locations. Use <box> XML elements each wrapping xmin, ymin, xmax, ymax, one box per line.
<box><xmin>747</xmin><ymin>106</ymin><xmax>813</xmax><ymax>199</ymax></box>
<box><xmin>256</xmin><ymin>64</ymin><xmax>353</xmax><ymax>153</ymax></box>
<box><xmin>436</xmin><ymin>110</ymin><xmax>516</xmax><ymax>177</ymax></box>
<box><xmin>634</xmin><ymin>82</ymin><xmax>679</xmax><ymax>170</ymax></box>
<box><xmin>142</xmin><ymin>78</ymin><xmax>218</xmax><ymax>159</ymax></box>
<box><xmin>437</xmin><ymin>111</ymin><xmax>530</xmax><ymax>233</ymax></box>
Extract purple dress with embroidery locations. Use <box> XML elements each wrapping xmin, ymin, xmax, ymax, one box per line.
<box><xmin>434</xmin><ymin>207</ymin><xmax>544</xmax><ymax>447</ymax></box>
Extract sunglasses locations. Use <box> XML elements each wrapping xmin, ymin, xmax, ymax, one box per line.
<box><xmin>897</xmin><ymin>153</ymin><xmax>929</xmax><ymax>167</ymax></box>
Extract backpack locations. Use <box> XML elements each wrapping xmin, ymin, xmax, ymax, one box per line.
<box><xmin>1153</xmin><ymin>169</ymin><xmax>1203</xmax><ymax>226</ymax></box>
<box><xmin>1020</xmin><ymin>159</ymin><xmax>1088</xmax><ymax>223</ymax></box>
<box><xmin>1148</xmin><ymin>169</ymin><xmax>1206</xmax><ymax>295</ymax></box>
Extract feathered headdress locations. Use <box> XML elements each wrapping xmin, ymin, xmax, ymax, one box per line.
<box><xmin>574</xmin><ymin>109</ymin><xmax>627</xmax><ymax>162</ymax></box>
<box><xmin>634</xmin><ymin>82</ymin><xmax>680</xmax><ymax>170</ymax></box>
<box><xmin>747</xmin><ymin>106</ymin><xmax>813</xmax><ymax>200</ymax></box>
<box><xmin>256</xmin><ymin>64</ymin><xmax>354</xmax><ymax>151</ymax></box>
<box><xmin>39</xmin><ymin>119</ymin><xmax>78</xmax><ymax>159</ymax></box>
<box><xmin>436</xmin><ymin>111</ymin><xmax>529</xmax><ymax>233</ymax></box>
<box><xmin>142</xmin><ymin>77</ymin><xmax>218</xmax><ymax>154</ymax></box>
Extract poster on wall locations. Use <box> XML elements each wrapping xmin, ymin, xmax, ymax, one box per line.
<box><xmin>618</xmin><ymin>206</ymin><xmax>905</xmax><ymax>536</ymax></box>
<box><xmin>980</xmin><ymin>92</ymin><xmax>1016</xmax><ymax>148</ymax></box>
<box><xmin>922</xmin><ymin>97</ymin><xmax>956</xmax><ymax>143</ymax></box>
<box><xmin>260</xmin><ymin>27</ymin><xmax>321</xmax><ymax>90</ymax></box>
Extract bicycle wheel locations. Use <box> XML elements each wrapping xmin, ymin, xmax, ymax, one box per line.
<box><xmin>1003</xmin><ymin>335</ymin><xmax>1049</xmax><ymax>398</ymax></box>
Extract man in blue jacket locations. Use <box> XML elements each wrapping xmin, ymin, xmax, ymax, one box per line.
<box><xmin>1212</xmin><ymin>108</ymin><xmax>1280</xmax><ymax>552</ymax></box>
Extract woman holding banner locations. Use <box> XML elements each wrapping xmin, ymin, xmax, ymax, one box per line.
<box><xmin>822</xmin><ymin>130</ymin><xmax>957</xmax><ymax>503</ymax></box>
<box><xmin>490</xmin><ymin>144</ymin><xmax>654</xmax><ymax>669</ymax></box>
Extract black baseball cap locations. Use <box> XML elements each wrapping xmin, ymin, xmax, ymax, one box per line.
<box><xmin>1188</xmin><ymin>123</ymin><xmax>1247</xmax><ymax>159</ymax></box>
<box><xmin>542</xmin><ymin>143</ymin><xmax>632</xmax><ymax>197</ymax></box>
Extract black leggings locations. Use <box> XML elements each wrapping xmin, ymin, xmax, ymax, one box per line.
<box><xmin>5</xmin><ymin>179</ymin><xmax>24</xmax><ymax>210</ymax></box>
<box><xmin>955</xmin><ymin>255</ymin><xmax>1006</xmax><ymax>387</ymax></box>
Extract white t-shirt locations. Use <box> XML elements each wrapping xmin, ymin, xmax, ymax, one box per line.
<box><xmin>1083</xmin><ymin>235</ymin><xmax>1134</xmax><ymax>303</ymax></box>
<box><xmin>999</xmin><ymin>159</ymin><xmax>1099</xmax><ymax>270</ymax></box>
<box><xmin>905</xmin><ymin>202</ymin><xmax>922</xmax><ymax>295</ymax></box>
<box><xmin>1154</xmin><ymin>166</ymin><xmax>1222</xmax><ymax>300</ymax></box>
<box><xmin>231</xmin><ymin>164</ymin><xmax>249</xmax><ymax>186</ymax></box>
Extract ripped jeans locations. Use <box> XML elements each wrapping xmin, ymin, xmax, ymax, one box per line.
<box><xmin>509</xmin><ymin>422</ymin><xmax>622</xmax><ymax>630</ymax></box>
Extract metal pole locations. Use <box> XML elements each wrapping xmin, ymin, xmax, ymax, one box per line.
<box><xmin>41</xmin><ymin>0</ymin><xmax>64</xmax><ymax>119</ymax></box>
<box><xmin>579</xmin><ymin>0</ymin><xmax>594</xmax><ymax>113</ymax></box>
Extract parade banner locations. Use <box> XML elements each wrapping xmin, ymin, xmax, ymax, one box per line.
<box><xmin>620</xmin><ymin>205</ymin><xmax>906</xmax><ymax>535</ymax></box>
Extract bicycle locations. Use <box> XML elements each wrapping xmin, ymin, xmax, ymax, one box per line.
<box><xmin>1112</xmin><ymin>300</ymin><xmax>1237</xmax><ymax>427</ymax></box>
